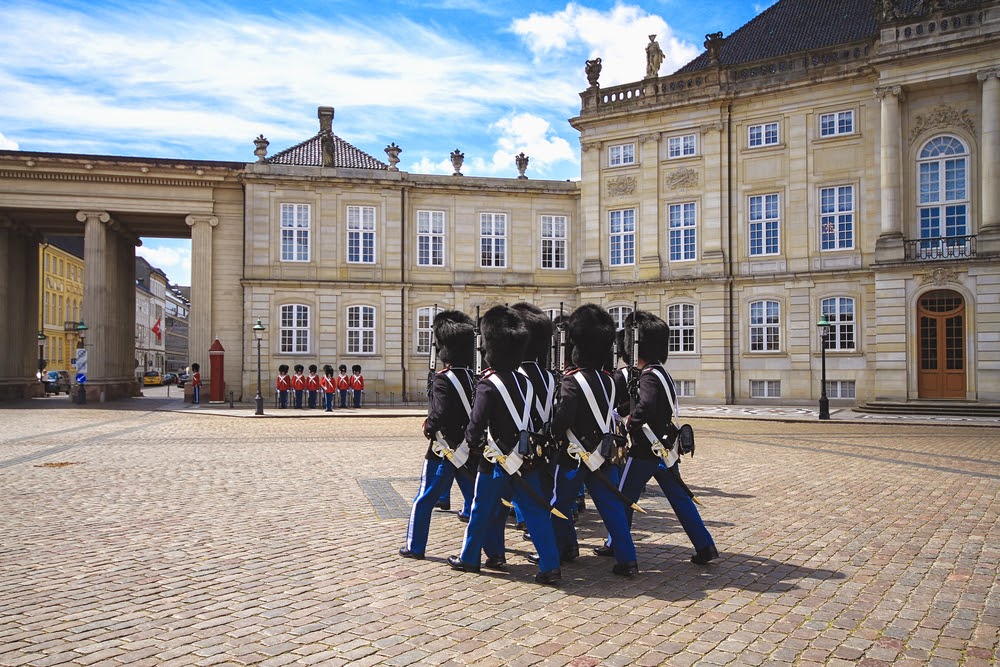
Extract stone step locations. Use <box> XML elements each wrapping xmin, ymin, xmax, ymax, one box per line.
<box><xmin>855</xmin><ymin>400</ymin><xmax>1000</xmax><ymax>417</ymax></box>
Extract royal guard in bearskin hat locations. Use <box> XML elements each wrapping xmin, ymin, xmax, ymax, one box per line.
<box><xmin>350</xmin><ymin>364</ymin><xmax>364</xmax><ymax>407</ymax></box>
<box><xmin>306</xmin><ymin>364</ymin><xmax>320</xmax><ymax>409</ymax></box>
<box><xmin>320</xmin><ymin>365</ymin><xmax>336</xmax><ymax>412</ymax></box>
<box><xmin>335</xmin><ymin>364</ymin><xmax>349</xmax><ymax>408</ymax></box>
<box><xmin>447</xmin><ymin>305</ymin><xmax>562</xmax><ymax>585</ymax></box>
<box><xmin>275</xmin><ymin>364</ymin><xmax>291</xmax><ymax>408</ymax></box>
<box><xmin>291</xmin><ymin>364</ymin><xmax>306</xmax><ymax>409</ymax></box>
<box><xmin>191</xmin><ymin>363</ymin><xmax>202</xmax><ymax>405</ymax></box>
<box><xmin>598</xmin><ymin>310</ymin><xmax>718</xmax><ymax>565</ymax></box>
<box><xmin>549</xmin><ymin>304</ymin><xmax>639</xmax><ymax>577</ymax></box>
<box><xmin>400</xmin><ymin>310</ymin><xmax>477</xmax><ymax>560</ymax></box>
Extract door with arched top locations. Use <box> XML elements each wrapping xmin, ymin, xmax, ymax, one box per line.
<box><xmin>917</xmin><ymin>290</ymin><xmax>966</xmax><ymax>399</ymax></box>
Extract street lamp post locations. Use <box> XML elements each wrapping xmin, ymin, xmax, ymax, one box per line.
<box><xmin>253</xmin><ymin>317</ymin><xmax>265</xmax><ymax>416</ymax></box>
<box><xmin>817</xmin><ymin>315</ymin><xmax>830</xmax><ymax>420</ymax></box>
<box><xmin>76</xmin><ymin>320</ymin><xmax>88</xmax><ymax>405</ymax></box>
<box><xmin>37</xmin><ymin>331</ymin><xmax>47</xmax><ymax>389</ymax></box>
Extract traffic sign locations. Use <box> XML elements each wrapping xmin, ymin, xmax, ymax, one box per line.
<box><xmin>76</xmin><ymin>373</ymin><xmax>87</xmax><ymax>384</ymax></box>
<box><xmin>75</xmin><ymin>348</ymin><xmax>88</xmax><ymax>375</ymax></box>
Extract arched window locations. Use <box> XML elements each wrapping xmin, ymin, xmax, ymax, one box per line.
<box><xmin>918</xmin><ymin>136</ymin><xmax>968</xmax><ymax>254</ymax></box>
<box><xmin>820</xmin><ymin>297</ymin><xmax>855</xmax><ymax>351</ymax></box>
<box><xmin>416</xmin><ymin>305</ymin><xmax>443</xmax><ymax>354</ymax></box>
<box><xmin>279</xmin><ymin>304</ymin><xmax>309</xmax><ymax>353</ymax></box>
<box><xmin>749</xmin><ymin>300</ymin><xmax>780</xmax><ymax>352</ymax></box>
<box><xmin>606</xmin><ymin>305</ymin><xmax>634</xmax><ymax>330</ymax></box>
<box><xmin>667</xmin><ymin>303</ymin><xmax>697</xmax><ymax>353</ymax></box>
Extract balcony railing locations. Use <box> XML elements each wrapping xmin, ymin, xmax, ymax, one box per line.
<box><xmin>904</xmin><ymin>235</ymin><xmax>976</xmax><ymax>261</ymax></box>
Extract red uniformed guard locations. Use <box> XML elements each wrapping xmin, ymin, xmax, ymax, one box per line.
<box><xmin>320</xmin><ymin>365</ymin><xmax>336</xmax><ymax>412</ymax></box>
<box><xmin>275</xmin><ymin>364</ymin><xmax>291</xmax><ymax>408</ymax></box>
<box><xmin>291</xmin><ymin>364</ymin><xmax>306</xmax><ymax>409</ymax></box>
<box><xmin>350</xmin><ymin>364</ymin><xmax>365</xmax><ymax>407</ymax></box>
<box><xmin>191</xmin><ymin>363</ymin><xmax>202</xmax><ymax>405</ymax></box>
<box><xmin>336</xmin><ymin>364</ymin><xmax>350</xmax><ymax>408</ymax></box>
<box><xmin>306</xmin><ymin>364</ymin><xmax>320</xmax><ymax>409</ymax></box>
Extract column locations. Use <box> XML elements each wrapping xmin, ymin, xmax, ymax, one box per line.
<box><xmin>699</xmin><ymin>120</ymin><xmax>726</xmax><ymax>269</ymax></box>
<box><xmin>978</xmin><ymin>68</ymin><xmax>1000</xmax><ymax>232</ymax></box>
<box><xmin>638</xmin><ymin>132</ymin><xmax>661</xmax><ymax>280</ymax></box>
<box><xmin>78</xmin><ymin>211</ymin><xmax>111</xmax><ymax>393</ymax></box>
<box><xmin>875</xmin><ymin>85</ymin><xmax>905</xmax><ymax>262</ymax></box>
<box><xmin>186</xmin><ymin>215</ymin><xmax>218</xmax><ymax>382</ymax></box>
<box><xmin>578</xmin><ymin>141</ymin><xmax>603</xmax><ymax>284</ymax></box>
<box><xmin>0</xmin><ymin>217</ymin><xmax>41</xmax><ymax>398</ymax></box>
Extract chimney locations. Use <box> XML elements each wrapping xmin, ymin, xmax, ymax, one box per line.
<box><xmin>318</xmin><ymin>106</ymin><xmax>335</xmax><ymax>135</ymax></box>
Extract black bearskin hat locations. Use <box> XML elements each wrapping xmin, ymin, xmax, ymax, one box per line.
<box><xmin>480</xmin><ymin>305</ymin><xmax>528</xmax><ymax>372</ymax></box>
<box><xmin>432</xmin><ymin>309</ymin><xmax>475</xmax><ymax>368</ymax></box>
<box><xmin>324</xmin><ymin>364</ymin><xmax>333</xmax><ymax>376</ymax></box>
<box><xmin>308</xmin><ymin>364</ymin><xmax>317</xmax><ymax>373</ymax></box>
<box><xmin>511</xmin><ymin>302</ymin><xmax>552</xmax><ymax>365</ymax></box>
<box><xmin>352</xmin><ymin>364</ymin><xmax>361</xmax><ymax>373</ymax></box>
<box><xmin>339</xmin><ymin>364</ymin><xmax>347</xmax><ymax>372</ymax></box>
<box><xmin>624</xmin><ymin>310</ymin><xmax>670</xmax><ymax>365</ymax></box>
<box><xmin>191</xmin><ymin>363</ymin><xmax>200</xmax><ymax>372</ymax></box>
<box><xmin>279</xmin><ymin>364</ymin><xmax>289</xmax><ymax>374</ymax></box>
<box><xmin>568</xmin><ymin>304</ymin><xmax>615</xmax><ymax>370</ymax></box>
<box><xmin>294</xmin><ymin>364</ymin><xmax>304</xmax><ymax>373</ymax></box>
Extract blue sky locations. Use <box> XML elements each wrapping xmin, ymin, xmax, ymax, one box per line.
<box><xmin>0</xmin><ymin>0</ymin><xmax>774</xmax><ymax>285</ymax></box>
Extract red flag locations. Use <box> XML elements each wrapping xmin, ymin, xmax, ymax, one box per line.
<box><xmin>152</xmin><ymin>318</ymin><xmax>162</xmax><ymax>339</ymax></box>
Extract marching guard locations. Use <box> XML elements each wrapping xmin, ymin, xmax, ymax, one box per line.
<box><xmin>275</xmin><ymin>364</ymin><xmax>291</xmax><ymax>408</ymax></box>
<box><xmin>400</xmin><ymin>310</ymin><xmax>477</xmax><ymax>560</ymax></box>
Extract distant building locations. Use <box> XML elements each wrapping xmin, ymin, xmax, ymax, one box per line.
<box><xmin>165</xmin><ymin>285</ymin><xmax>189</xmax><ymax>373</ymax></box>
<box><xmin>135</xmin><ymin>256</ymin><xmax>167</xmax><ymax>376</ymax></box>
<box><xmin>38</xmin><ymin>236</ymin><xmax>85</xmax><ymax>374</ymax></box>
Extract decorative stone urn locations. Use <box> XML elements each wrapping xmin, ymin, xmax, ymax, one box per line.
<box><xmin>515</xmin><ymin>152</ymin><xmax>529</xmax><ymax>179</ymax></box>
<box><xmin>450</xmin><ymin>149</ymin><xmax>464</xmax><ymax>176</ymax></box>
<box><xmin>253</xmin><ymin>135</ymin><xmax>269</xmax><ymax>163</ymax></box>
<box><xmin>385</xmin><ymin>143</ymin><xmax>401</xmax><ymax>171</ymax></box>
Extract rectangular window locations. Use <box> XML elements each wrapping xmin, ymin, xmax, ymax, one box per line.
<box><xmin>675</xmin><ymin>379</ymin><xmax>696</xmax><ymax>398</ymax></box>
<box><xmin>749</xmin><ymin>193</ymin><xmax>780</xmax><ymax>256</ymax></box>
<box><xmin>667</xmin><ymin>304</ymin><xmax>696</xmax><ymax>353</ymax></box>
<box><xmin>347</xmin><ymin>305</ymin><xmax>376</xmax><ymax>354</ymax></box>
<box><xmin>416</xmin><ymin>306</ymin><xmax>442</xmax><ymax>354</ymax></box>
<box><xmin>607</xmin><ymin>305</ymin><xmax>633</xmax><ymax>330</ymax></box>
<box><xmin>609</xmin><ymin>209</ymin><xmax>636</xmax><ymax>266</ymax></box>
<box><xmin>667</xmin><ymin>134</ymin><xmax>696</xmax><ymax>158</ymax></box>
<box><xmin>280</xmin><ymin>203</ymin><xmax>310</xmax><ymax>262</ymax></box>
<box><xmin>668</xmin><ymin>202</ymin><xmax>697</xmax><ymax>261</ymax></box>
<box><xmin>819</xmin><ymin>110</ymin><xmax>854</xmax><ymax>137</ymax></box>
<box><xmin>748</xmin><ymin>122</ymin><xmax>779</xmax><ymax>147</ymax></box>
<box><xmin>749</xmin><ymin>300</ymin><xmax>780</xmax><ymax>352</ymax></box>
<box><xmin>608</xmin><ymin>143</ymin><xmax>635</xmax><ymax>166</ymax></box>
<box><xmin>825</xmin><ymin>380</ymin><xmax>856</xmax><ymax>399</ymax></box>
<box><xmin>279</xmin><ymin>304</ymin><xmax>309</xmax><ymax>354</ymax></box>
<box><xmin>347</xmin><ymin>206</ymin><xmax>376</xmax><ymax>264</ymax></box>
<box><xmin>480</xmin><ymin>213</ymin><xmax>507</xmax><ymax>268</ymax></box>
<box><xmin>821</xmin><ymin>297</ymin><xmax>856</xmax><ymax>351</ymax></box>
<box><xmin>820</xmin><ymin>185</ymin><xmax>854</xmax><ymax>251</ymax></box>
<box><xmin>540</xmin><ymin>215</ymin><xmax>567</xmax><ymax>270</ymax></box>
<box><xmin>750</xmin><ymin>380</ymin><xmax>781</xmax><ymax>398</ymax></box>
<box><xmin>417</xmin><ymin>210</ymin><xmax>445</xmax><ymax>267</ymax></box>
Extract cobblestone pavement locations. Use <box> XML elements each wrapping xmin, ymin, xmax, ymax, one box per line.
<box><xmin>1</xmin><ymin>401</ymin><xmax>998</xmax><ymax>666</ymax></box>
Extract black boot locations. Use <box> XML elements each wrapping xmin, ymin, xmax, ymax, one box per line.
<box><xmin>447</xmin><ymin>555</ymin><xmax>480</xmax><ymax>573</ymax></box>
<box><xmin>612</xmin><ymin>561</ymin><xmax>639</xmax><ymax>577</ymax></box>
<box><xmin>398</xmin><ymin>547</ymin><xmax>424</xmax><ymax>560</ymax></box>
<box><xmin>535</xmin><ymin>568</ymin><xmax>562</xmax><ymax>586</ymax></box>
<box><xmin>593</xmin><ymin>544</ymin><xmax>614</xmax><ymax>557</ymax></box>
<box><xmin>691</xmin><ymin>544</ymin><xmax>719</xmax><ymax>565</ymax></box>
<box><xmin>484</xmin><ymin>556</ymin><xmax>508</xmax><ymax>571</ymax></box>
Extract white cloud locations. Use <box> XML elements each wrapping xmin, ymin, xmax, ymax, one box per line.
<box><xmin>137</xmin><ymin>243</ymin><xmax>191</xmax><ymax>286</ymax></box>
<box><xmin>511</xmin><ymin>3</ymin><xmax>701</xmax><ymax>87</ymax></box>
<box><xmin>485</xmin><ymin>113</ymin><xmax>576</xmax><ymax>177</ymax></box>
<box><xmin>0</xmin><ymin>131</ymin><xmax>18</xmax><ymax>150</ymax></box>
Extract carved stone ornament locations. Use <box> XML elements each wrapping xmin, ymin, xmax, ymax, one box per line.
<box><xmin>384</xmin><ymin>143</ymin><xmax>401</xmax><ymax>171</ymax></box>
<box><xmin>667</xmin><ymin>168</ymin><xmax>699</xmax><ymax>191</ymax></box>
<box><xmin>581</xmin><ymin>140</ymin><xmax>601</xmax><ymax>153</ymax></box>
<box><xmin>607</xmin><ymin>176</ymin><xmax>637</xmax><ymax>197</ymax></box>
<box><xmin>874</xmin><ymin>85</ymin><xmax>904</xmax><ymax>101</ymax></box>
<box><xmin>585</xmin><ymin>57</ymin><xmax>602</xmax><ymax>88</ymax></box>
<box><xmin>253</xmin><ymin>134</ymin><xmax>269</xmax><ymax>163</ymax></box>
<box><xmin>700</xmin><ymin>121</ymin><xmax>724</xmax><ymax>134</ymax></box>
<box><xmin>450</xmin><ymin>149</ymin><xmax>465</xmax><ymax>176</ymax></box>
<box><xmin>909</xmin><ymin>105</ymin><xmax>975</xmax><ymax>144</ymax></box>
<box><xmin>919</xmin><ymin>267</ymin><xmax>961</xmax><ymax>286</ymax></box>
<box><xmin>977</xmin><ymin>68</ymin><xmax>1000</xmax><ymax>82</ymax></box>
<box><xmin>515</xmin><ymin>152</ymin><xmax>529</xmax><ymax>179</ymax></box>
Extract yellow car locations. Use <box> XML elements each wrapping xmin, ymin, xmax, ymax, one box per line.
<box><xmin>143</xmin><ymin>371</ymin><xmax>163</xmax><ymax>386</ymax></box>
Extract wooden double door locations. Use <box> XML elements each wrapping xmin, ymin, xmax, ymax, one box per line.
<box><xmin>917</xmin><ymin>289</ymin><xmax>966</xmax><ymax>399</ymax></box>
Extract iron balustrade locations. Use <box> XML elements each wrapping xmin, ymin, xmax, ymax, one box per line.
<box><xmin>904</xmin><ymin>235</ymin><xmax>976</xmax><ymax>261</ymax></box>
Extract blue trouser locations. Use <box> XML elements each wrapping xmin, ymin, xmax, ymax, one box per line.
<box><xmin>192</xmin><ymin>385</ymin><xmax>200</xmax><ymax>404</ymax></box>
<box><xmin>404</xmin><ymin>457</ymin><xmax>456</xmax><ymax>556</ymax></box>
<box><xmin>552</xmin><ymin>461</ymin><xmax>637</xmax><ymax>564</ymax></box>
<box><xmin>353</xmin><ymin>389</ymin><xmax>362</xmax><ymax>407</ymax></box>
<box><xmin>294</xmin><ymin>389</ymin><xmax>303</xmax><ymax>408</ymax></box>
<box><xmin>339</xmin><ymin>389</ymin><xmax>348</xmax><ymax>407</ymax></box>
<box><xmin>439</xmin><ymin>472</ymin><xmax>475</xmax><ymax>517</ymax></box>
<box><xmin>324</xmin><ymin>391</ymin><xmax>334</xmax><ymax>410</ymax></box>
<box><xmin>278</xmin><ymin>389</ymin><xmax>288</xmax><ymax>408</ymax></box>
<box><xmin>608</xmin><ymin>457</ymin><xmax>713</xmax><ymax>552</ymax></box>
<box><xmin>307</xmin><ymin>390</ymin><xmax>317</xmax><ymax>408</ymax></box>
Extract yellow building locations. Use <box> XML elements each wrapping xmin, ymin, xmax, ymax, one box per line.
<box><xmin>38</xmin><ymin>237</ymin><xmax>85</xmax><ymax>375</ymax></box>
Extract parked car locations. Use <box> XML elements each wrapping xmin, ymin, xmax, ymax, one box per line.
<box><xmin>162</xmin><ymin>373</ymin><xmax>177</xmax><ymax>385</ymax></box>
<box><xmin>177</xmin><ymin>373</ymin><xmax>189</xmax><ymax>388</ymax></box>
<box><xmin>44</xmin><ymin>370</ymin><xmax>71</xmax><ymax>395</ymax></box>
<box><xmin>143</xmin><ymin>371</ymin><xmax>163</xmax><ymax>386</ymax></box>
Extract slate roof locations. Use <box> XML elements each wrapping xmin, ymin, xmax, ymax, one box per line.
<box><xmin>267</xmin><ymin>133</ymin><xmax>388</xmax><ymax>170</ymax></box>
<box><xmin>676</xmin><ymin>0</ymin><xmax>879</xmax><ymax>74</ymax></box>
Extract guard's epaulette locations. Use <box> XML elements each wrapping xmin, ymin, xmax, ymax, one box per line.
<box><xmin>481</xmin><ymin>368</ymin><xmax>496</xmax><ymax>378</ymax></box>
<box><xmin>436</xmin><ymin>368</ymin><xmax>449</xmax><ymax>375</ymax></box>
<box><xmin>565</xmin><ymin>367</ymin><xmax>581</xmax><ymax>376</ymax></box>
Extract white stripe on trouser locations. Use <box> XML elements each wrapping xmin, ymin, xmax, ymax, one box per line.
<box><xmin>405</xmin><ymin>460</ymin><xmax>431</xmax><ymax>548</ymax></box>
<box><xmin>619</xmin><ymin>456</ymin><xmax>634</xmax><ymax>491</ymax></box>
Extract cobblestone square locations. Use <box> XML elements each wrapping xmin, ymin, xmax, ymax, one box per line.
<box><xmin>1</xmin><ymin>402</ymin><xmax>997</xmax><ymax>666</ymax></box>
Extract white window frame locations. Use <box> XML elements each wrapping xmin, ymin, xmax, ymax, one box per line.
<box><xmin>675</xmin><ymin>379</ymin><xmax>696</xmax><ymax>398</ymax></box>
<box><xmin>607</xmin><ymin>305</ymin><xmax>634</xmax><ymax>330</ymax></box>
<box><xmin>540</xmin><ymin>215</ymin><xmax>568</xmax><ymax>270</ymax></box>
<box><xmin>750</xmin><ymin>380</ymin><xmax>781</xmax><ymax>398</ymax></box>
<box><xmin>918</xmin><ymin>135</ymin><xmax>969</xmax><ymax>252</ymax></box>
<box><xmin>749</xmin><ymin>193</ymin><xmax>780</xmax><ymax>257</ymax></box>
<box><xmin>417</xmin><ymin>210</ymin><xmax>445</xmax><ymax>267</ymax></box>
<box><xmin>347</xmin><ymin>305</ymin><xmax>376</xmax><ymax>354</ymax></box>
<box><xmin>609</xmin><ymin>209</ymin><xmax>636</xmax><ymax>266</ymax></box>
<box><xmin>820</xmin><ymin>185</ymin><xmax>855</xmax><ymax>251</ymax></box>
<box><xmin>280</xmin><ymin>203</ymin><xmax>310</xmax><ymax>262</ymax></box>
<box><xmin>667</xmin><ymin>303</ymin><xmax>696</xmax><ymax>354</ymax></box>
<box><xmin>825</xmin><ymin>380</ymin><xmax>856</xmax><ymax>399</ymax></box>
<box><xmin>668</xmin><ymin>202</ymin><xmax>697</xmax><ymax>262</ymax></box>
<box><xmin>479</xmin><ymin>212</ymin><xmax>508</xmax><ymax>268</ymax></box>
<box><xmin>748</xmin><ymin>121</ymin><xmax>780</xmax><ymax>148</ymax></box>
<box><xmin>608</xmin><ymin>143</ymin><xmax>636</xmax><ymax>166</ymax></box>
<box><xmin>347</xmin><ymin>205</ymin><xmax>376</xmax><ymax>264</ymax></box>
<box><xmin>667</xmin><ymin>134</ymin><xmax>697</xmax><ymax>158</ymax></box>
<box><xmin>821</xmin><ymin>296</ymin><xmax>856</xmax><ymax>351</ymax></box>
<box><xmin>416</xmin><ymin>305</ymin><xmax>443</xmax><ymax>355</ymax></box>
<box><xmin>279</xmin><ymin>304</ymin><xmax>310</xmax><ymax>354</ymax></box>
<box><xmin>819</xmin><ymin>110</ymin><xmax>854</xmax><ymax>138</ymax></box>
<box><xmin>749</xmin><ymin>300</ymin><xmax>781</xmax><ymax>352</ymax></box>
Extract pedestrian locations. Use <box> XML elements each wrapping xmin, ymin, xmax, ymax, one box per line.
<box><xmin>400</xmin><ymin>310</ymin><xmax>477</xmax><ymax>560</ymax></box>
<box><xmin>191</xmin><ymin>363</ymin><xmax>202</xmax><ymax>404</ymax></box>
<box><xmin>447</xmin><ymin>305</ymin><xmax>562</xmax><ymax>585</ymax></box>
<box><xmin>306</xmin><ymin>364</ymin><xmax>320</xmax><ymax>409</ymax></box>
<box><xmin>337</xmin><ymin>365</ymin><xmax>350</xmax><ymax>407</ymax></box>
<box><xmin>350</xmin><ymin>364</ymin><xmax>364</xmax><ymax>407</ymax></box>
<box><xmin>292</xmin><ymin>364</ymin><xmax>306</xmax><ymax>409</ymax></box>
<box><xmin>275</xmin><ymin>364</ymin><xmax>291</xmax><ymax>408</ymax></box>
<box><xmin>549</xmin><ymin>304</ymin><xmax>639</xmax><ymax>577</ymax></box>
<box><xmin>320</xmin><ymin>365</ymin><xmax>336</xmax><ymax>412</ymax></box>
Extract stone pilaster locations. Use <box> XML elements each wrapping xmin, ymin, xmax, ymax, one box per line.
<box><xmin>638</xmin><ymin>133</ymin><xmax>661</xmax><ymax>279</ymax></box>
<box><xmin>699</xmin><ymin>120</ymin><xmax>726</xmax><ymax>272</ymax></box>
<box><xmin>875</xmin><ymin>85</ymin><xmax>905</xmax><ymax>262</ymax></box>
<box><xmin>578</xmin><ymin>140</ymin><xmax>603</xmax><ymax>283</ymax></box>
<box><xmin>977</xmin><ymin>68</ymin><xmax>1000</xmax><ymax>256</ymax></box>
<box><xmin>186</xmin><ymin>215</ymin><xmax>218</xmax><ymax>384</ymax></box>
<box><xmin>0</xmin><ymin>216</ymin><xmax>42</xmax><ymax>399</ymax></box>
